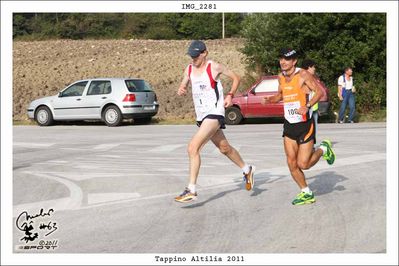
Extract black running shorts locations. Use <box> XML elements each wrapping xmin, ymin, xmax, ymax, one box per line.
<box><xmin>282</xmin><ymin>118</ymin><xmax>316</xmax><ymax>144</ymax></box>
<box><xmin>196</xmin><ymin>114</ymin><xmax>226</xmax><ymax>129</ymax></box>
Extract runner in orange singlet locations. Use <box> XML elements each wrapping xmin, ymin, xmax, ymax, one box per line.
<box><xmin>262</xmin><ymin>48</ymin><xmax>335</xmax><ymax>205</ymax></box>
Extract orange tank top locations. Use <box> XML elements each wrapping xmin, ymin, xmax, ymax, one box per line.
<box><xmin>281</xmin><ymin>71</ymin><xmax>311</xmax><ymax>123</ymax></box>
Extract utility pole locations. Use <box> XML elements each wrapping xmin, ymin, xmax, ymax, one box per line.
<box><xmin>222</xmin><ymin>13</ymin><xmax>225</xmax><ymax>39</ymax></box>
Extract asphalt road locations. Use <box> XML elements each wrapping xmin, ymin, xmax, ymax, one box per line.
<box><xmin>12</xmin><ymin>122</ymin><xmax>386</xmax><ymax>253</ymax></box>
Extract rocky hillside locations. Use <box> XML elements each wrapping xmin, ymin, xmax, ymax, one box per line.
<box><xmin>13</xmin><ymin>38</ymin><xmax>248</xmax><ymax>121</ymax></box>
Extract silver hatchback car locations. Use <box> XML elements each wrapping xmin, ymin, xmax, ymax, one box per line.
<box><xmin>27</xmin><ymin>78</ymin><xmax>159</xmax><ymax>126</ymax></box>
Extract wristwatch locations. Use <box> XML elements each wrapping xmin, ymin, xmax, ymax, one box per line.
<box><xmin>306</xmin><ymin>103</ymin><xmax>311</xmax><ymax>109</ymax></box>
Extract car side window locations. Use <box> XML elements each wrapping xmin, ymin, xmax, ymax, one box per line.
<box><xmin>87</xmin><ymin>80</ymin><xmax>112</xmax><ymax>96</ymax></box>
<box><xmin>61</xmin><ymin>81</ymin><xmax>88</xmax><ymax>97</ymax></box>
<box><xmin>254</xmin><ymin>79</ymin><xmax>279</xmax><ymax>93</ymax></box>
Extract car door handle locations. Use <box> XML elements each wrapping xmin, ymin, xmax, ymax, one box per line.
<box><xmin>76</xmin><ymin>98</ymin><xmax>81</xmax><ymax>101</ymax></box>
<box><xmin>101</xmin><ymin>97</ymin><xmax>107</xmax><ymax>99</ymax></box>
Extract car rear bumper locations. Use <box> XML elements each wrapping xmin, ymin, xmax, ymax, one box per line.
<box><xmin>121</xmin><ymin>104</ymin><xmax>159</xmax><ymax>118</ymax></box>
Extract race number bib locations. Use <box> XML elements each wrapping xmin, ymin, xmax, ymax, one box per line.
<box><xmin>284</xmin><ymin>101</ymin><xmax>305</xmax><ymax>124</ymax></box>
<box><xmin>193</xmin><ymin>88</ymin><xmax>216</xmax><ymax>113</ymax></box>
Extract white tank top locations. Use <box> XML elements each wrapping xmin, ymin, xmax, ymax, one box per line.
<box><xmin>188</xmin><ymin>61</ymin><xmax>225</xmax><ymax>121</ymax></box>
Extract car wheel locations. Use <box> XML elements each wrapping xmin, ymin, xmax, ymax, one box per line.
<box><xmin>102</xmin><ymin>105</ymin><xmax>122</xmax><ymax>127</ymax></box>
<box><xmin>35</xmin><ymin>106</ymin><xmax>54</xmax><ymax>126</ymax></box>
<box><xmin>225</xmin><ymin>107</ymin><xmax>243</xmax><ymax>125</ymax></box>
<box><xmin>134</xmin><ymin>117</ymin><xmax>152</xmax><ymax>124</ymax></box>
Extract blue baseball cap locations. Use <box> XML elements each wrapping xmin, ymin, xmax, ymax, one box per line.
<box><xmin>188</xmin><ymin>40</ymin><xmax>207</xmax><ymax>58</ymax></box>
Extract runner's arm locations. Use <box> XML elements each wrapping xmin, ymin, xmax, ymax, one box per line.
<box><xmin>213</xmin><ymin>62</ymin><xmax>240</xmax><ymax>95</ymax></box>
<box><xmin>213</xmin><ymin>62</ymin><xmax>240</xmax><ymax>107</ymax></box>
<box><xmin>177</xmin><ymin>66</ymin><xmax>190</xmax><ymax>96</ymax></box>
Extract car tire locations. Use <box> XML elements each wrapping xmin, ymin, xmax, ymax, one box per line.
<box><xmin>225</xmin><ymin>107</ymin><xmax>243</xmax><ymax>125</ymax></box>
<box><xmin>134</xmin><ymin>117</ymin><xmax>152</xmax><ymax>124</ymax></box>
<box><xmin>35</xmin><ymin>106</ymin><xmax>54</xmax><ymax>126</ymax></box>
<box><xmin>102</xmin><ymin>105</ymin><xmax>122</xmax><ymax>127</ymax></box>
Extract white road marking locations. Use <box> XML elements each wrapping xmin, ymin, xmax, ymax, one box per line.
<box><xmin>13</xmin><ymin>142</ymin><xmax>55</xmax><ymax>148</ymax></box>
<box><xmin>55</xmin><ymin>152</ymin><xmax>390</xmax><ymax>211</ymax></box>
<box><xmin>13</xmin><ymin>152</ymin><xmax>385</xmax><ymax>213</ymax></box>
<box><xmin>97</xmin><ymin>155</ymin><xmax>122</xmax><ymax>158</ymax></box>
<box><xmin>87</xmin><ymin>193</ymin><xmax>141</xmax><ymax>205</ymax></box>
<box><xmin>13</xmin><ymin>197</ymin><xmax>72</xmax><ymax>218</ymax></box>
<box><xmin>60</xmin><ymin>148</ymin><xmax>88</xmax><ymax>151</ymax></box>
<box><xmin>92</xmin><ymin>143</ymin><xmax>120</xmax><ymax>150</ymax></box>
<box><xmin>26</xmin><ymin>172</ymin><xmax>127</xmax><ymax>181</ymax></box>
<box><xmin>36</xmin><ymin>160</ymin><xmax>68</xmax><ymax>165</ymax></box>
<box><xmin>13</xmin><ymin>172</ymin><xmax>83</xmax><ymax>217</ymax></box>
<box><xmin>47</xmin><ymin>160</ymin><xmax>68</xmax><ymax>163</ymax></box>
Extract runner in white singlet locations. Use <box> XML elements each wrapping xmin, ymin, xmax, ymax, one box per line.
<box><xmin>189</xmin><ymin>60</ymin><xmax>225</xmax><ymax>122</ymax></box>
<box><xmin>175</xmin><ymin>40</ymin><xmax>255</xmax><ymax>203</ymax></box>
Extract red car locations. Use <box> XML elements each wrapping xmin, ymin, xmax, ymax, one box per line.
<box><xmin>225</xmin><ymin>75</ymin><xmax>330</xmax><ymax>125</ymax></box>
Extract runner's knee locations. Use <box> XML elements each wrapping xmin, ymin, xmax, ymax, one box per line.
<box><xmin>218</xmin><ymin>142</ymin><xmax>231</xmax><ymax>155</ymax></box>
<box><xmin>286</xmin><ymin>157</ymin><xmax>298</xmax><ymax>171</ymax></box>
<box><xmin>297</xmin><ymin>160</ymin><xmax>310</xmax><ymax>170</ymax></box>
<box><xmin>187</xmin><ymin>142</ymin><xmax>200</xmax><ymax>156</ymax></box>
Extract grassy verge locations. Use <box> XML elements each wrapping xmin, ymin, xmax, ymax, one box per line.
<box><xmin>319</xmin><ymin>108</ymin><xmax>386</xmax><ymax>123</ymax></box>
<box><xmin>12</xmin><ymin>117</ymin><xmax>197</xmax><ymax>126</ymax></box>
<box><xmin>357</xmin><ymin>108</ymin><xmax>386</xmax><ymax>122</ymax></box>
<box><xmin>13</xmin><ymin>120</ymin><xmax>36</xmax><ymax>126</ymax></box>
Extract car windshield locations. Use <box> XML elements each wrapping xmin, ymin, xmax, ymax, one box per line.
<box><xmin>254</xmin><ymin>79</ymin><xmax>279</xmax><ymax>93</ymax></box>
<box><xmin>125</xmin><ymin>79</ymin><xmax>153</xmax><ymax>92</ymax></box>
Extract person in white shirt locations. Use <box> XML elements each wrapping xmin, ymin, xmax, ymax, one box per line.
<box><xmin>174</xmin><ymin>40</ymin><xmax>255</xmax><ymax>203</ymax></box>
<box><xmin>337</xmin><ymin>67</ymin><xmax>356</xmax><ymax>123</ymax></box>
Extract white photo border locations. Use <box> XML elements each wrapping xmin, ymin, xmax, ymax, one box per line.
<box><xmin>1</xmin><ymin>1</ymin><xmax>398</xmax><ymax>265</ymax></box>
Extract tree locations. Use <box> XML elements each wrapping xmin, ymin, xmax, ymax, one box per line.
<box><xmin>13</xmin><ymin>13</ymin><xmax>246</xmax><ymax>40</ymax></box>
<box><xmin>241</xmin><ymin>13</ymin><xmax>386</xmax><ymax>112</ymax></box>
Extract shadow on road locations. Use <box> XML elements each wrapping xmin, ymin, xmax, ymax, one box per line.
<box><xmin>182</xmin><ymin>170</ymin><xmax>347</xmax><ymax>208</ymax></box>
<box><xmin>308</xmin><ymin>171</ymin><xmax>348</xmax><ymax>196</ymax></box>
<box><xmin>181</xmin><ymin>187</ymin><xmax>241</xmax><ymax>209</ymax></box>
<box><xmin>182</xmin><ymin>171</ymin><xmax>286</xmax><ymax>208</ymax></box>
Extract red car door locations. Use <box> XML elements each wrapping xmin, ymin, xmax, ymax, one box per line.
<box><xmin>246</xmin><ymin>77</ymin><xmax>283</xmax><ymax>117</ymax></box>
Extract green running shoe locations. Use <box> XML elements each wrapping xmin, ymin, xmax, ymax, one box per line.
<box><xmin>292</xmin><ymin>191</ymin><xmax>316</xmax><ymax>205</ymax></box>
<box><xmin>320</xmin><ymin>140</ymin><xmax>335</xmax><ymax>165</ymax></box>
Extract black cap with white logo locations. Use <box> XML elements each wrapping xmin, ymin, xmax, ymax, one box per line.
<box><xmin>279</xmin><ymin>48</ymin><xmax>298</xmax><ymax>59</ymax></box>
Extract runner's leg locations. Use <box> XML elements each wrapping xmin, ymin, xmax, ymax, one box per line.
<box><xmin>210</xmin><ymin>129</ymin><xmax>245</xmax><ymax>168</ymax></box>
<box><xmin>296</xmin><ymin>140</ymin><xmax>323</xmax><ymax>170</ymax></box>
<box><xmin>187</xmin><ymin>119</ymin><xmax>220</xmax><ymax>185</ymax></box>
<box><xmin>284</xmin><ymin>137</ymin><xmax>308</xmax><ymax>189</ymax></box>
